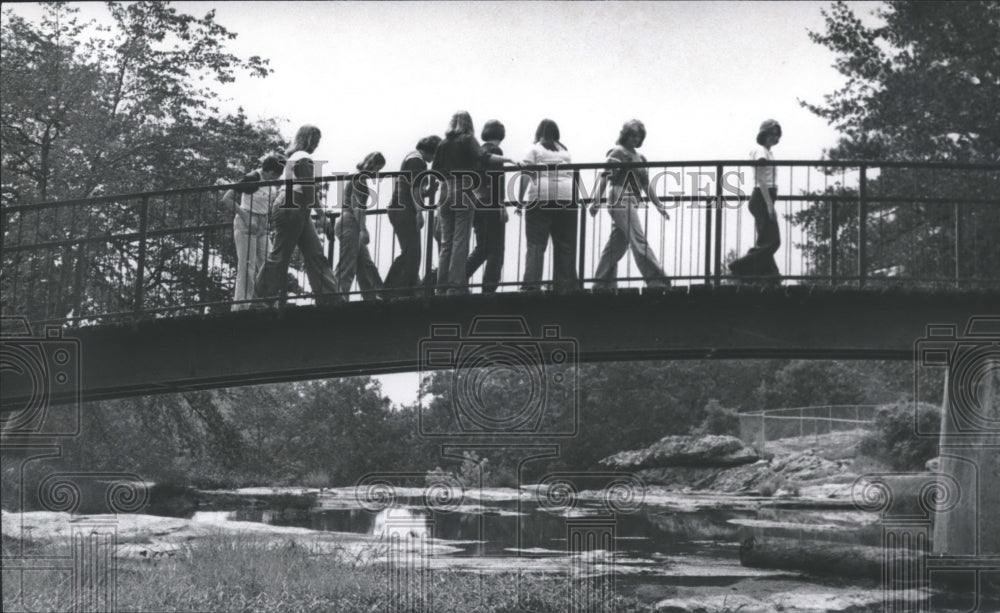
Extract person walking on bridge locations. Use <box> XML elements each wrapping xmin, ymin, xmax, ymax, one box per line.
<box><xmin>384</xmin><ymin>136</ymin><xmax>440</xmax><ymax>298</ymax></box>
<box><xmin>334</xmin><ymin>152</ymin><xmax>387</xmax><ymax>301</ymax></box>
<box><xmin>432</xmin><ymin>111</ymin><xmax>518</xmax><ymax>295</ymax></box>
<box><xmin>590</xmin><ymin>119</ymin><xmax>672</xmax><ymax>289</ymax></box>
<box><xmin>253</xmin><ymin>125</ymin><xmax>342</xmax><ymax>306</ymax></box>
<box><xmin>223</xmin><ymin>153</ymin><xmax>285</xmax><ymax>310</ymax></box>
<box><xmin>728</xmin><ymin>119</ymin><xmax>782</xmax><ymax>283</ymax></box>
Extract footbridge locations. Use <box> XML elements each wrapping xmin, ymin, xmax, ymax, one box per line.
<box><xmin>2</xmin><ymin>159</ymin><xmax>998</xmax><ymax>409</ymax></box>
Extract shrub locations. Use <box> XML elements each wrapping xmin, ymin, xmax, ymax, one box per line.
<box><xmin>857</xmin><ymin>401</ymin><xmax>940</xmax><ymax>471</ymax></box>
<box><xmin>425</xmin><ymin>451</ymin><xmax>518</xmax><ymax>489</ymax></box>
<box><xmin>300</xmin><ymin>469</ymin><xmax>332</xmax><ymax>489</ymax></box>
<box><xmin>691</xmin><ymin>399</ymin><xmax>741</xmax><ymax>437</ymax></box>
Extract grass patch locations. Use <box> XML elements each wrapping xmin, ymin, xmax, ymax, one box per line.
<box><xmin>2</xmin><ymin>533</ymin><xmax>652</xmax><ymax>612</ymax></box>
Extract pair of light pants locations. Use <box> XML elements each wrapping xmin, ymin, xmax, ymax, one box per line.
<box><xmin>437</xmin><ymin>178</ymin><xmax>475</xmax><ymax>295</ymax></box>
<box><xmin>593</xmin><ymin>187</ymin><xmax>670</xmax><ymax>289</ymax></box>
<box><xmin>232</xmin><ymin>211</ymin><xmax>270</xmax><ymax>310</ymax></box>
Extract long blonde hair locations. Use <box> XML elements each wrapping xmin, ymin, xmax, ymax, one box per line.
<box><xmin>287</xmin><ymin>124</ymin><xmax>322</xmax><ymax>156</ymax></box>
<box><xmin>445</xmin><ymin>111</ymin><xmax>474</xmax><ymax>140</ymax></box>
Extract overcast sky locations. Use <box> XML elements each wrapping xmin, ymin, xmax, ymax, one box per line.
<box><xmin>6</xmin><ymin>1</ymin><xmax>878</xmax><ymax>166</ymax></box>
<box><xmin>201</xmin><ymin>0</ymin><xmax>865</xmax><ymax>166</ymax></box>
<box><xmin>6</xmin><ymin>1</ymin><xmax>879</xmax><ymax>406</ymax></box>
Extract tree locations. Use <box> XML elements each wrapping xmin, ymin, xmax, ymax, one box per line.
<box><xmin>803</xmin><ymin>1</ymin><xmax>1000</xmax><ymax>162</ymax></box>
<box><xmin>751</xmin><ymin>360</ymin><xmax>903</xmax><ymax>410</ymax></box>
<box><xmin>795</xmin><ymin>1</ymin><xmax>1000</xmax><ymax>284</ymax></box>
<box><xmin>1</xmin><ymin>2</ymin><xmax>285</xmax><ymax>322</ymax></box>
<box><xmin>1</xmin><ymin>2</ymin><xmax>280</xmax><ymax>203</ymax></box>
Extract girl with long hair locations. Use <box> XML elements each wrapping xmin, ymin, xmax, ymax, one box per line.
<box><xmin>431</xmin><ymin>111</ymin><xmax>517</xmax><ymax>295</ymax></box>
<box><xmin>518</xmin><ymin>119</ymin><xmax>579</xmax><ymax>292</ymax></box>
<box><xmin>254</xmin><ymin>124</ymin><xmax>342</xmax><ymax>305</ymax></box>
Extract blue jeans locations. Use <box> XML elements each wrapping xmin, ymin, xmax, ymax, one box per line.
<box><xmin>467</xmin><ymin>209</ymin><xmax>506</xmax><ymax>293</ymax></box>
<box><xmin>522</xmin><ymin>204</ymin><xmax>578</xmax><ymax>292</ymax></box>
<box><xmin>729</xmin><ymin>187</ymin><xmax>780</xmax><ymax>277</ymax></box>
<box><xmin>254</xmin><ymin>205</ymin><xmax>341</xmax><ymax>305</ymax></box>
<box><xmin>437</xmin><ymin>179</ymin><xmax>475</xmax><ymax>295</ymax></box>
<box><xmin>334</xmin><ymin>211</ymin><xmax>384</xmax><ymax>300</ymax></box>
<box><xmin>384</xmin><ymin>209</ymin><xmax>422</xmax><ymax>297</ymax></box>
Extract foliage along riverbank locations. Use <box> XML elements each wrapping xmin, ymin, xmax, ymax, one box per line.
<box><xmin>1</xmin><ymin>360</ymin><xmax>938</xmax><ymax>509</ymax></box>
<box><xmin>2</xmin><ymin>530</ymin><xmax>648</xmax><ymax>613</ymax></box>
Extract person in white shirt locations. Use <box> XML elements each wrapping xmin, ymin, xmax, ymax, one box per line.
<box><xmin>223</xmin><ymin>153</ymin><xmax>285</xmax><ymax>310</ymax></box>
<box><xmin>728</xmin><ymin>119</ymin><xmax>782</xmax><ymax>282</ymax></box>
<box><xmin>253</xmin><ymin>124</ymin><xmax>342</xmax><ymax>306</ymax></box>
<box><xmin>518</xmin><ymin>119</ymin><xmax>579</xmax><ymax>292</ymax></box>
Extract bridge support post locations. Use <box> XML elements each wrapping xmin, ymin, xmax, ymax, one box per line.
<box><xmin>932</xmin><ymin>356</ymin><xmax>1000</xmax><ymax>593</ymax></box>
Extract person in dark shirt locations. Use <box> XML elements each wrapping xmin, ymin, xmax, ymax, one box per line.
<box><xmin>334</xmin><ymin>151</ymin><xmax>386</xmax><ymax>300</ymax></box>
<box><xmin>431</xmin><ymin>111</ymin><xmax>517</xmax><ymax>295</ymax></box>
<box><xmin>384</xmin><ymin>135</ymin><xmax>441</xmax><ymax>297</ymax></box>
<box><xmin>465</xmin><ymin>120</ymin><xmax>508</xmax><ymax>293</ymax></box>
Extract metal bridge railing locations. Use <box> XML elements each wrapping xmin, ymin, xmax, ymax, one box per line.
<box><xmin>2</xmin><ymin>160</ymin><xmax>998</xmax><ymax>326</ymax></box>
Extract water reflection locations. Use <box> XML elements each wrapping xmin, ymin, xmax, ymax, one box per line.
<box><xmin>372</xmin><ymin>507</ymin><xmax>430</xmax><ymax>539</ymax></box>
<box><xmin>227</xmin><ymin>493</ymin><xmax>882</xmax><ymax>577</ymax></box>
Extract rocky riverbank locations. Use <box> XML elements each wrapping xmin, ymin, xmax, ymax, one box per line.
<box><xmin>599</xmin><ymin>434</ymin><xmax>856</xmax><ymax>498</ymax></box>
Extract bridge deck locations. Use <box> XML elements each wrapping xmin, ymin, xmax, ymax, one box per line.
<box><xmin>2</xmin><ymin>285</ymin><xmax>995</xmax><ymax>410</ymax></box>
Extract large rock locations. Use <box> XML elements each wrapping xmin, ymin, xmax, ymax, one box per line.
<box><xmin>636</xmin><ymin>461</ymin><xmax>775</xmax><ymax>493</ymax></box>
<box><xmin>600</xmin><ymin>435</ymin><xmax>759</xmax><ymax>470</ymax></box>
<box><xmin>770</xmin><ymin>450</ymin><xmax>845</xmax><ymax>482</ymax></box>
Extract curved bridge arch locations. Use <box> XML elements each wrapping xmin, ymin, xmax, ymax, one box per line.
<box><xmin>2</xmin><ymin>286</ymin><xmax>995</xmax><ymax>409</ymax></box>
